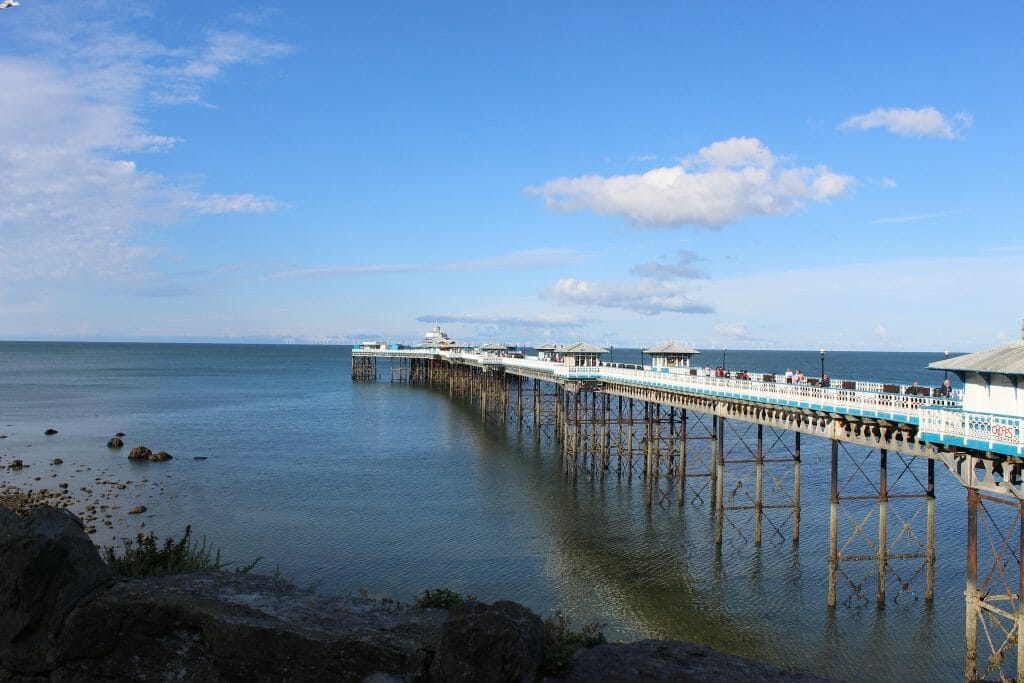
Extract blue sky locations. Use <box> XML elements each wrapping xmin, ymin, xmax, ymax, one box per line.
<box><xmin>1</xmin><ymin>1</ymin><xmax>1021</xmax><ymax>351</ymax></box>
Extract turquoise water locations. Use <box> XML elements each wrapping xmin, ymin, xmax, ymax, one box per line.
<box><xmin>0</xmin><ymin>342</ymin><xmax>971</xmax><ymax>679</ymax></box>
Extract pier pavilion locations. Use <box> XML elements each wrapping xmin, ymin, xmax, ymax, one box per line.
<box><xmin>353</xmin><ymin>331</ymin><xmax>1024</xmax><ymax>680</ymax></box>
<box><xmin>644</xmin><ymin>341</ymin><xmax>700</xmax><ymax>369</ymax></box>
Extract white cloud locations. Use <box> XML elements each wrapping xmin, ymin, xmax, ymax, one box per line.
<box><xmin>0</xmin><ymin>14</ymin><xmax>289</xmax><ymax>287</ymax></box>
<box><xmin>873</xmin><ymin>324</ymin><xmax>890</xmax><ymax>341</ymax></box>
<box><xmin>713</xmin><ymin>322</ymin><xmax>748</xmax><ymax>338</ymax></box>
<box><xmin>167</xmin><ymin>31</ymin><xmax>293</xmax><ymax>104</ymax></box>
<box><xmin>526</xmin><ymin>137</ymin><xmax>852</xmax><ymax>228</ymax></box>
<box><xmin>840</xmin><ymin>107</ymin><xmax>972</xmax><ymax>139</ymax></box>
<box><xmin>629</xmin><ymin>249</ymin><xmax>708</xmax><ymax>279</ymax></box>
<box><xmin>542</xmin><ymin>278</ymin><xmax>714</xmax><ymax>316</ymax></box>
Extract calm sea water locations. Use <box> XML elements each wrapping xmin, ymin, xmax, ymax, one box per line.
<box><xmin>0</xmin><ymin>342</ymin><xmax>971</xmax><ymax>680</ymax></box>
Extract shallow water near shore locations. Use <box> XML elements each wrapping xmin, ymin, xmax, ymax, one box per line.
<box><xmin>0</xmin><ymin>341</ymin><xmax>970</xmax><ymax>680</ymax></box>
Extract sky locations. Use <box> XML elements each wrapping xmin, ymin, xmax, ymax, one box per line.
<box><xmin>1</xmin><ymin>1</ymin><xmax>1022</xmax><ymax>352</ymax></box>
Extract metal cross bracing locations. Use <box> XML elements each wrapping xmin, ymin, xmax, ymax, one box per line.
<box><xmin>965</xmin><ymin>489</ymin><xmax>1024</xmax><ymax>681</ymax></box>
<box><xmin>351</xmin><ymin>355</ymin><xmax>377</xmax><ymax>381</ymax></box>
<box><xmin>389</xmin><ymin>356</ymin><xmax>410</xmax><ymax>383</ymax></box>
<box><xmin>713</xmin><ymin>419</ymin><xmax>802</xmax><ymax>547</ymax></box>
<box><xmin>351</xmin><ymin>351</ymin><xmax>1024</xmax><ymax>680</ymax></box>
<box><xmin>674</xmin><ymin>409</ymin><xmax>717</xmax><ymax>509</ymax></box>
<box><xmin>826</xmin><ymin>440</ymin><xmax>936</xmax><ymax>609</ymax></box>
<box><xmin>505</xmin><ymin>377</ymin><xmax>562</xmax><ymax>441</ymax></box>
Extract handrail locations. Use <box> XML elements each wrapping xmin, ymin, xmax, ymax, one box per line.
<box><xmin>352</xmin><ymin>349</ymin><xmax>1023</xmax><ymax>452</ymax></box>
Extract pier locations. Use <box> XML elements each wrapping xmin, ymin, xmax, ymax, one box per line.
<box><xmin>353</xmin><ymin>334</ymin><xmax>1024</xmax><ymax>680</ymax></box>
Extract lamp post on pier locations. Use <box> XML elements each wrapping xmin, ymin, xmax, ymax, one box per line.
<box><xmin>944</xmin><ymin>350</ymin><xmax>949</xmax><ymax>381</ymax></box>
<box><xmin>820</xmin><ymin>349</ymin><xmax>826</xmax><ymax>381</ymax></box>
<box><xmin>722</xmin><ymin>348</ymin><xmax>726</xmax><ymax>371</ymax></box>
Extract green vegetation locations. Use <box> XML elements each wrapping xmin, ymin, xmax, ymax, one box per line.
<box><xmin>541</xmin><ymin>610</ymin><xmax>607</xmax><ymax>676</ymax></box>
<box><xmin>413</xmin><ymin>587</ymin><xmax>475</xmax><ymax>609</ymax></box>
<box><xmin>103</xmin><ymin>525</ymin><xmax>261</xmax><ymax>578</ymax></box>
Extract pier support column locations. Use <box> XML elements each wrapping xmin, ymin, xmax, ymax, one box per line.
<box><xmin>715</xmin><ymin>415</ymin><xmax>726</xmax><ymax>545</ymax></box>
<box><xmin>793</xmin><ymin>432</ymin><xmax>801</xmax><ymax>544</ymax></box>
<box><xmin>825</xmin><ymin>432</ymin><xmax>935</xmax><ymax>609</ymax></box>
<box><xmin>877</xmin><ymin>449</ymin><xmax>888</xmax><ymax>606</ymax></box>
<box><xmin>828</xmin><ymin>438</ymin><xmax>839</xmax><ymax>608</ymax></box>
<box><xmin>754</xmin><ymin>423</ymin><xmax>763</xmax><ymax>545</ymax></box>
<box><xmin>678</xmin><ymin>409</ymin><xmax>687</xmax><ymax>506</ymax></box>
<box><xmin>711</xmin><ymin>414</ymin><xmax>722</xmax><ymax>510</ymax></box>
<box><xmin>964</xmin><ymin>488</ymin><xmax>1024</xmax><ymax>681</ymax></box>
<box><xmin>927</xmin><ymin>458</ymin><xmax>935</xmax><ymax>601</ymax></box>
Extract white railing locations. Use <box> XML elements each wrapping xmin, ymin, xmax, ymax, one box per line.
<box><xmin>919</xmin><ymin>408</ymin><xmax>1024</xmax><ymax>455</ymax></box>
<box><xmin>354</xmin><ymin>348</ymin><xmax>1024</xmax><ymax>451</ymax></box>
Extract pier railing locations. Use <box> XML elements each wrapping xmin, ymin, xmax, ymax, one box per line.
<box><xmin>353</xmin><ymin>348</ymin><xmax>1024</xmax><ymax>455</ymax></box>
<box><xmin>920</xmin><ymin>407</ymin><xmax>1024</xmax><ymax>456</ymax></box>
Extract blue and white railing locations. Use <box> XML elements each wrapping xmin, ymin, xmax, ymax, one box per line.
<box><xmin>353</xmin><ymin>348</ymin><xmax>1024</xmax><ymax>456</ymax></box>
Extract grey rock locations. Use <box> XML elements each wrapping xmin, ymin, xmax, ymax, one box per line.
<box><xmin>557</xmin><ymin>639</ymin><xmax>831</xmax><ymax>682</ymax></box>
<box><xmin>0</xmin><ymin>507</ymin><xmax>113</xmax><ymax>675</ymax></box>
<box><xmin>127</xmin><ymin>445</ymin><xmax>151</xmax><ymax>460</ymax></box>
<box><xmin>59</xmin><ymin>573</ymin><xmax>444</xmax><ymax>681</ymax></box>
<box><xmin>106</xmin><ymin>437</ymin><xmax>124</xmax><ymax>449</ymax></box>
<box><xmin>431</xmin><ymin>600</ymin><xmax>544</xmax><ymax>682</ymax></box>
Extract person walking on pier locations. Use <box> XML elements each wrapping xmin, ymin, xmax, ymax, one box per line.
<box><xmin>906</xmin><ymin>381</ymin><xmax>921</xmax><ymax>395</ymax></box>
<box><xmin>785</xmin><ymin>368</ymin><xmax>794</xmax><ymax>384</ymax></box>
<box><xmin>937</xmin><ymin>378</ymin><xmax>953</xmax><ymax>397</ymax></box>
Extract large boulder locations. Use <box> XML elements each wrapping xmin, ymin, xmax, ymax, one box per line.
<box><xmin>58</xmin><ymin>573</ymin><xmax>445</xmax><ymax>681</ymax></box>
<box><xmin>0</xmin><ymin>507</ymin><xmax>113</xmax><ymax>675</ymax></box>
<box><xmin>559</xmin><ymin>639</ymin><xmax>830</xmax><ymax>682</ymax></box>
<box><xmin>127</xmin><ymin>445</ymin><xmax>151</xmax><ymax>460</ymax></box>
<box><xmin>431</xmin><ymin>600</ymin><xmax>544</xmax><ymax>682</ymax></box>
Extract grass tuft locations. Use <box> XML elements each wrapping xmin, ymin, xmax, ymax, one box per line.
<box><xmin>541</xmin><ymin>610</ymin><xmax>606</xmax><ymax>676</ymax></box>
<box><xmin>103</xmin><ymin>525</ymin><xmax>261</xmax><ymax>578</ymax></box>
<box><xmin>413</xmin><ymin>587</ymin><xmax>474</xmax><ymax>609</ymax></box>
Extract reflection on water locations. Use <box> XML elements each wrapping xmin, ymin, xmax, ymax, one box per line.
<box><xmin>0</xmin><ymin>343</ymin><xmax>970</xmax><ymax>679</ymax></box>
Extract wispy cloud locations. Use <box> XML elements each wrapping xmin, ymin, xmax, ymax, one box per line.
<box><xmin>415</xmin><ymin>314</ymin><xmax>588</xmax><ymax>329</ymax></box>
<box><xmin>526</xmin><ymin>137</ymin><xmax>852</xmax><ymax>228</ymax></box>
<box><xmin>713</xmin><ymin>322</ymin><xmax>747</xmax><ymax>337</ymax></box>
<box><xmin>264</xmin><ymin>248</ymin><xmax>585</xmax><ymax>280</ymax></box>
<box><xmin>868</xmin><ymin>210</ymin><xmax>959</xmax><ymax>225</ymax></box>
<box><xmin>164</xmin><ymin>30</ymin><xmax>293</xmax><ymax>104</ymax></box>
<box><xmin>542</xmin><ymin>278</ymin><xmax>714</xmax><ymax>316</ymax></box>
<box><xmin>629</xmin><ymin>249</ymin><xmax>708</xmax><ymax>279</ymax></box>
<box><xmin>0</xmin><ymin>10</ymin><xmax>290</xmax><ymax>287</ymax></box>
<box><xmin>840</xmin><ymin>107</ymin><xmax>972</xmax><ymax>139</ymax></box>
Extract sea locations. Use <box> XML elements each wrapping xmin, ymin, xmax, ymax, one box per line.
<box><xmin>0</xmin><ymin>342</ymin><xmax>973</xmax><ymax>680</ymax></box>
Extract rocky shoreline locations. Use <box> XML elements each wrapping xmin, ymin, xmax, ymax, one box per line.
<box><xmin>0</xmin><ymin>506</ymin><xmax>830</xmax><ymax>681</ymax></box>
<box><xmin>0</xmin><ymin>428</ymin><xmax>173</xmax><ymax>546</ymax></box>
